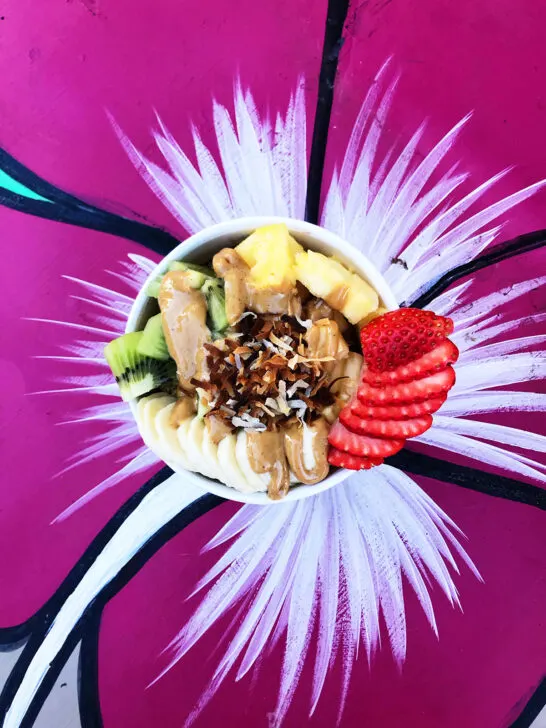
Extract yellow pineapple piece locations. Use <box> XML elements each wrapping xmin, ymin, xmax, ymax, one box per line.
<box><xmin>357</xmin><ymin>306</ymin><xmax>388</xmax><ymax>329</ymax></box>
<box><xmin>235</xmin><ymin>223</ymin><xmax>303</xmax><ymax>289</ymax></box>
<box><xmin>294</xmin><ymin>250</ymin><xmax>379</xmax><ymax>324</ymax></box>
<box><xmin>294</xmin><ymin>250</ymin><xmax>351</xmax><ymax>299</ymax></box>
<box><xmin>342</xmin><ymin>274</ymin><xmax>380</xmax><ymax>324</ymax></box>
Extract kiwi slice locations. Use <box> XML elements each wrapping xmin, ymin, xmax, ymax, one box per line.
<box><xmin>146</xmin><ymin>261</ymin><xmax>214</xmax><ymax>298</ymax></box>
<box><xmin>137</xmin><ymin>314</ymin><xmax>171</xmax><ymax>361</ymax></box>
<box><xmin>169</xmin><ymin>260</ymin><xmax>215</xmax><ymax>277</ymax></box>
<box><xmin>104</xmin><ymin>331</ymin><xmax>176</xmax><ymax>401</ymax></box>
<box><xmin>146</xmin><ymin>277</ymin><xmax>163</xmax><ymax>298</ymax></box>
<box><xmin>202</xmin><ymin>278</ymin><xmax>228</xmax><ymax>334</ymax></box>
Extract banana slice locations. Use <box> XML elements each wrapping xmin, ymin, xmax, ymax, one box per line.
<box><xmin>235</xmin><ymin>430</ymin><xmax>268</xmax><ymax>492</ymax></box>
<box><xmin>137</xmin><ymin>394</ymin><xmax>175</xmax><ymax>453</ymax></box>
<box><xmin>139</xmin><ymin>398</ymin><xmax>302</xmax><ymax>493</ymax></box>
<box><xmin>177</xmin><ymin>418</ymin><xmax>199</xmax><ymax>473</ymax></box>
<box><xmin>185</xmin><ymin>417</ymin><xmax>219</xmax><ymax>480</ymax></box>
<box><xmin>201</xmin><ymin>427</ymin><xmax>221</xmax><ymax>482</ymax></box>
<box><xmin>155</xmin><ymin>402</ymin><xmax>193</xmax><ymax>469</ymax></box>
<box><xmin>217</xmin><ymin>433</ymin><xmax>255</xmax><ymax>492</ymax></box>
<box><xmin>136</xmin><ymin>393</ymin><xmax>162</xmax><ymax>440</ymax></box>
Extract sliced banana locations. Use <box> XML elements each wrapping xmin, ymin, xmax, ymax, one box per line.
<box><xmin>201</xmin><ymin>427</ymin><xmax>221</xmax><ymax>482</ymax></box>
<box><xmin>141</xmin><ymin>398</ymin><xmax>305</xmax><ymax>493</ymax></box>
<box><xmin>235</xmin><ymin>430</ymin><xmax>268</xmax><ymax>492</ymax></box>
<box><xmin>137</xmin><ymin>394</ymin><xmax>175</xmax><ymax>453</ymax></box>
<box><xmin>185</xmin><ymin>417</ymin><xmax>218</xmax><ymax>480</ymax></box>
<box><xmin>176</xmin><ymin>417</ymin><xmax>199</xmax><ymax>473</ymax></box>
<box><xmin>155</xmin><ymin>402</ymin><xmax>193</xmax><ymax>469</ymax></box>
<box><xmin>217</xmin><ymin>433</ymin><xmax>255</xmax><ymax>492</ymax></box>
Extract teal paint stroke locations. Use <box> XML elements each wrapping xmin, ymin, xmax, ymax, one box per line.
<box><xmin>0</xmin><ymin>169</ymin><xmax>50</xmax><ymax>202</ymax></box>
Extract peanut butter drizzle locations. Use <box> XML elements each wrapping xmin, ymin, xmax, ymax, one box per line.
<box><xmin>323</xmin><ymin>351</ymin><xmax>363</xmax><ymax>423</ymax></box>
<box><xmin>158</xmin><ymin>270</ymin><xmax>210</xmax><ymax>391</ymax></box>
<box><xmin>246</xmin><ymin>430</ymin><xmax>290</xmax><ymax>500</ymax></box>
<box><xmin>304</xmin><ymin>297</ymin><xmax>333</xmax><ymax>322</ymax></box>
<box><xmin>325</xmin><ymin>284</ymin><xmax>350</xmax><ymax>312</ymax></box>
<box><xmin>284</xmin><ymin>418</ymin><xmax>329</xmax><ymax>485</ymax></box>
<box><xmin>205</xmin><ymin>413</ymin><xmax>232</xmax><ymax>445</ymax></box>
<box><xmin>247</xmin><ymin>283</ymin><xmax>302</xmax><ymax>317</ymax></box>
<box><xmin>305</xmin><ymin>318</ymin><xmax>349</xmax><ymax>361</ymax></box>
<box><xmin>213</xmin><ymin>247</ymin><xmax>301</xmax><ymax>320</ymax></box>
<box><xmin>169</xmin><ymin>396</ymin><xmax>196</xmax><ymax>427</ymax></box>
<box><xmin>213</xmin><ymin>248</ymin><xmax>249</xmax><ymax>325</ymax></box>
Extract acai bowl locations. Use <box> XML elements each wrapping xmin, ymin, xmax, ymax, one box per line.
<box><xmin>107</xmin><ymin>217</ymin><xmax>398</xmax><ymax>504</ymax></box>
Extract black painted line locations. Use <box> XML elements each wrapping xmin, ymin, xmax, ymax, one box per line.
<box><xmin>388</xmin><ymin>450</ymin><xmax>546</xmax><ymax>510</ymax></box>
<box><xmin>305</xmin><ymin>0</ymin><xmax>351</xmax><ymax>225</ymax></box>
<box><xmin>78</xmin><ymin>611</ymin><xmax>103</xmax><ymax>728</ymax></box>
<box><xmin>406</xmin><ymin>229</ymin><xmax>546</xmax><ymax>309</ymax></box>
<box><xmin>0</xmin><ymin>148</ymin><xmax>180</xmax><ymax>256</ymax></box>
<box><xmin>0</xmin><ymin>465</ymin><xmax>225</xmax><ymax>727</ymax></box>
<box><xmin>0</xmin><ymin>147</ymin><xmax>84</xmax><ymax>208</ymax></box>
<box><xmin>509</xmin><ymin>677</ymin><xmax>546</xmax><ymax>727</ymax></box>
<box><xmin>0</xmin><ymin>466</ymin><xmax>174</xmax><ymax>648</ymax></box>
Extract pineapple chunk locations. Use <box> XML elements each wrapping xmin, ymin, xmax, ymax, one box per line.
<box><xmin>294</xmin><ymin>250</ymin><xmax>351</xmax><ymax>299</ymax></box>
<box><xmin>357</xmin><ymin>306</ymin><xmax>388</xmax><ymax>329</ymax></box>
<box><xmin>294</xmin><ymin>250</ymin><xmax>379</xmax><ymax>324</ymax></box>
<box><xmin>236</xmin><ymin>224</ymin><xmax>303</xmax><ymax>289</ymax></box>
<box><xmin>343</xmin><ymin>275</ymin><xmax>380</xmax><ymax>324</ymax></box>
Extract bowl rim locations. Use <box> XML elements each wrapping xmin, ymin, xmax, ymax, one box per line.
<box><xmin>126</xmin><ymin>216</ymin><xmax>398</xmax><ymax>505</ymax></box>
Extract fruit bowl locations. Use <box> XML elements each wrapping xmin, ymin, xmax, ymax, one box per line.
<box><xmin>126</xmin><ymin>216</ymin><xmax>398</xmax><ymax>504</ymax></box>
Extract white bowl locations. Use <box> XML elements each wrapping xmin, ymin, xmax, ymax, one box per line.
<box><xmin>127</xmin><ymin>216</ymin><xmax>397</xmax><ymax>505</ymax></box>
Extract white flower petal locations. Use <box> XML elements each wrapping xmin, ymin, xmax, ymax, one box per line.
<box><xmin>162</xmin><ymin>469</ymin><xmax>477</xmax><ymax>725</ymax></box>
<box><xmin>453</xmin><ymin>352</ymin><xmax>546</xmax><ymax>393</ymax></box>
<box><xmin>114</xmin><ymin>80</ymin><xmax>306</xmax><ymax>231</ymax></box>
<box><xmin>440</xmin><ymin>390</ymin><xmax>546</xmax><ymax>416</ymax></box>
<box><xmin>29</xmin><ymin>255</ymin><xmax>159</xmax><ymax>519</ymax></box>
<box><xmin>434</xmin><ymin>414</ymin><xmax>546</xmax><ymax>453</ymax></box>
<box><xmin>458</xmin><ymin>334</ymin><xmax>546</xmax><ymax>362</ymax></box>
<box><xmin>417</xmin><ymin>427</ymin><xmax>546</xmax><ymax>483</ymax></box>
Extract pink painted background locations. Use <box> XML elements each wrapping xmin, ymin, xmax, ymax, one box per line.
<box><xmin>0</xmin><ymin>0</ymin><xmax>545</xmax><ymax>726</ymax></box>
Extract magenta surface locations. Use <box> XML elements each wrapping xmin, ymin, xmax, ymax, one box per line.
<box><xmin>0</xmin><ymin>0</ymin><xmax>545</xmax><ymax>726</ymax></box>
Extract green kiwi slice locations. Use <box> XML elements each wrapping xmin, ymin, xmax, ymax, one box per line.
<box><xmin>137</xmin><ymin>314</ymin><xmax>171</xmax><ymax>360</ymax></box>
<box><xmin>145</xmin><ymin>261</ymin><xmax>213</xmax><ymax>298</ymax></box>
<box><xmin>104</xmin><ymin>331</ymin><xmax>175</xmax><ymax>401</ymax></box>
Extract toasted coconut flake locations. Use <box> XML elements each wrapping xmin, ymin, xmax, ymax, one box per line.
<box><xmin>263</xmin><ymin>339</ymin><xmax>281</xmax><ymax>355</ymax></box>
<box><xmin>276</xmin><ymin>395</ymin><xmax>291</xmax><ymax>416</ymax></box>
<box><xmin>237</xmin><ymin>311</ymin><xmax>257</xmax><ymax>322</ymax></box>
<box><xmin>287</xmin><ymin>380</ymin><xmax>308</xmax><ymax>398</ymax></box>
<box><xmin>196</xmin><ymin>312</ymin><xmax>342</xmax><ymax>431</ymax></box>
<box><xmin>232</xmin><ymin>415</ymin><xmax>267</xmax><ymax>431</ymax></box>
<box><xmin>295</xmin><ymin>314</ymin><xmax>312</xmax><ymax>330</ymax></box>
<box><xmin>257</xmin><ymin>402</ymin><xmax>277</xmax><ymax>416</ymax></box>
<box><xmin>289</xmin><ymin>399</ymin><xmax>307</xmax><ymax>409</ymax></box>
<box><xmin>270</xmin><ymin>332</ymin><xmax>293</xmax><ymax>352</ymax></box>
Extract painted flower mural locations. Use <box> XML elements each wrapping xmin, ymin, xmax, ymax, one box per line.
<box><xmin>0</xmin><ymin>2</ymin><xmax>545</xmax><ymax>728</ymax></box>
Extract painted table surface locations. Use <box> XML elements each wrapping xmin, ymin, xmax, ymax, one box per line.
<box><xmin>0</xmin><ymin>1</ymin><xmax>545</xmax><ymax>727</ymax></box>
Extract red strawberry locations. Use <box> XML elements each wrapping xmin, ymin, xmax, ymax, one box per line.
<box><xmin>327</xmin><ymin>447</ymin><xmax>384</xmax><ymax>470</ymax></box>
<box><xmin>357</xmin><ymin>366</ymin><xmax>455</xmax><ymax>405</ymax></box>
<box><xmin>360</xmin><ymin>308</ymin><xmax>454</xmax><ymax>371</ymax></box>
<box><xmin>339</xmin><ymin>409</ymin><xmax>433</xmax><ymax>439</ymax></box>
<box><xmin>351</xmin><ymin>394</ymin><xmax>447</xmax><ymax>420</ymax></box>
<box><xmin>328</xmin><ymin>421</ymin><xmax>405</xmax><ymax>458</ymax></box>
<box><xmin>361</xmin><ymin>339</ymin><xmax>459</xmax><ymax>385</ymax></box>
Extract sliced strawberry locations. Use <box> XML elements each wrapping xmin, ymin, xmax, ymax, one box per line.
<box><xmin>340</xmin><ymin>409</ymin><xmax>433</xmax><ymax>439</ymax></box>
<box><xmin>351</xmin><ymin>394</ymin><xmax>447</xmax><ymax>420</ymax></box>
<box><xmin>361</xmin><ymin>339</ymin><xmax>459</xmax><ymax>385</ymax></box>
<box><xmin>360</xmin><ymin>308</ymin><xmax>454</xmax><ymax>371</ymax></box>
<box><xmin>327</xmin><ymin>447</ymin><xmax>383</xmax><ymax>470</ymax></box>
<box><xmin>357</xmin><ymin>366</ymin><xmax>455</xmax><ymax>405</ymax></box>
<box><xmin>328</xmin><ymin>421</ymin><xmax>405</xmax><ymax>458</ymax></box>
